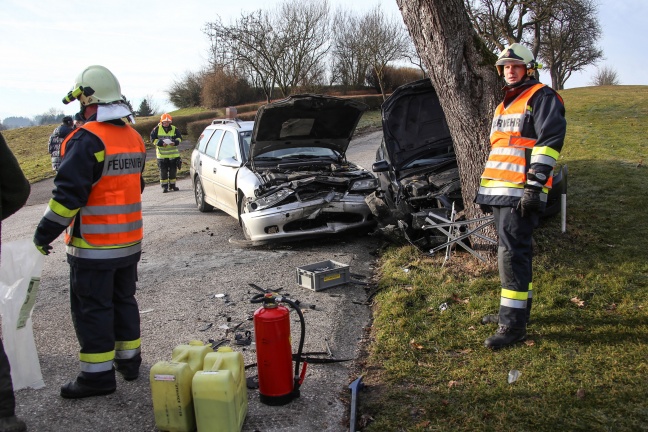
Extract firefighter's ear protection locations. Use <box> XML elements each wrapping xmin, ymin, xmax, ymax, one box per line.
<box><xmin>62</xmin><ymin>86</ymin><xmax>95</xmax><ymax>104</ymax></box>
<box><xmin>525</xmin><ymin>60</ymin><xmax>543</xmax><ymax>76</ymax></box>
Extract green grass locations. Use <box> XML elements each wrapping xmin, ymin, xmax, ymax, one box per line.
<box><xmin>361</xmin><ymin>85</ymin><xmax>648</xmax><ymax>432</ymax></box>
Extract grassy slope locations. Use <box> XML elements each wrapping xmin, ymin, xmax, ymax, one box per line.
<box><xmin>361</xmin><ymin>86</ymin><xmax>648</xmax><ymax>432</ymax></box>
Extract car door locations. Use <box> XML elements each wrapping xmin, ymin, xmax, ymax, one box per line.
<box><xmin>199</xmin><ymin>129</ymin><xmax>224</xmax><ymax>203</ymax></box>
<box><xmin>212</xmin><ymin>130</ymin><xmax>241</xmax><ymax>216</ymax></box>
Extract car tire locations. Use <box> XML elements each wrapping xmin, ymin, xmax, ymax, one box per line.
<box><xmin>238</xmin><ymin>195</ymin><xmax>252</xmax><ymax>241</ymax></box>
<box><xmin>194</xmin><ymin>177</ymin><xmax>213</xmax><ymax>212</ymax></box>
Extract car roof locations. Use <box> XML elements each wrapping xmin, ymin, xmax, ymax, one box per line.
<box><xmin>206</xmin><ymin>119</ymin><xmax>254</xmax><ymax>133</ymax></box>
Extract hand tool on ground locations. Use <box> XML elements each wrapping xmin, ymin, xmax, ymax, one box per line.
<box><xmin>349</xmin><ymin>376</ymin><xmax>364</xmax><ymax>432</ymax></box>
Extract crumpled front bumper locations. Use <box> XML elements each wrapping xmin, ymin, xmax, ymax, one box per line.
<box><xmin>240</xmin><ymin>192</ymin><xmax>374</xmax><ymax>242</ymax></box>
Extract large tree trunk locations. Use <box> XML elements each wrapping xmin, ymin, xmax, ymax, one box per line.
<box><xmin>397</xmin><ymin>0</ymin><xmax>503</xmax><ymax>255</ymax></box>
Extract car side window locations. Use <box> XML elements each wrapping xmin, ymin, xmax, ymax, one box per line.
<box><xmin>198</xmin><ymin>129</ymin><xmax>215</xmax><ymax>153</ymax></box>
<box><xmin>205</xmin><ymin>130</ymin><xmax>224</xmax><ymax>158</ymax></box>
<box><xmin>217</xmin><ymin>131</ymin><xmax>237</xmax><ymax>161</ymax></box>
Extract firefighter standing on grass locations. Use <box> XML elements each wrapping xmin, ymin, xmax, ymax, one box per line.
<box><xmin>475</xmin><ymin>43</ymin><xmax>566</xmax><ymax>349</ymax></box>
<box><xmin>33</xmin><ymin>65</ymin><xmax>146</xmax><ymax>398</ymax></box>
<box><xmin>150</xmin><ymin>113</ymin><xmax>182</xmax><ymax>193</ymax></box>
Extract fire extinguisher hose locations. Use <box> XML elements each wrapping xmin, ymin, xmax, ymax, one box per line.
<box><xmin>279</xmin><ymin>297</ymin><xmax>306</xmax><ymax>391</ymax></box>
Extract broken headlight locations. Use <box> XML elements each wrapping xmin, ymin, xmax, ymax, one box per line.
<box><xmin>349</xmin><ymin>177</ymin><xmax>379</xmax><ymax>191</ymax></box>
<box><xmin>249</xmin><ymin>188</ymin><xmax>295</xmax><ymax>211</ymax></box>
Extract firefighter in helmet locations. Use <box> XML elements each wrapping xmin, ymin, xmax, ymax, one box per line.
<box><xmin>33</xmin><ymin>65</ymin><xmax>146</xmax><ymax>398</ymax></box>
<box><xmin>150</xmin><ymin>113</ymin><xmax>182</xmax><ymax>192</ymax></box>
<box><xmin>475</xmin><ymin>43</ymin><xmax>567</xmax><ymax>349</ymax></box>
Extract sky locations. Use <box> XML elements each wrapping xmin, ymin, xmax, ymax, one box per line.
<box><xmin>0</xmin><ymin>0</ymin><xmax>645</xmax><ymax>120</ymax></box>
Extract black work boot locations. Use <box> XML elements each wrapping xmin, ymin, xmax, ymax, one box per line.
<box><xmin>0</xmin><ymin>415</ymin><xmax>27</xmax><ymax>432</ymax></box>
<box><xmin>484</xmin><ymin>325</ymin><xmax>527</xmax><ymax>349</ymax></box>
<box><xmin>481</xmin><ymin>314</ymin><xmax>500</xmax><ymax>325</ymax></box>
<box><xmin>60</xmin><ymin>380</ymin><xmax>116</xmax><ymax>399</ymax></box>
<box><xmin>162</xmin><ymin>185</ymin><xmax>168</xmax><ymax>193</ymax></box>
<box><xmin>114</xmin><ymin>364</ymin><xmax>139</xmax><ymax>381</ymax></box>
<box><xmin>170</xmin><ymin>184</ymin><xmax>179</xmax><ymax>191</ymax></box>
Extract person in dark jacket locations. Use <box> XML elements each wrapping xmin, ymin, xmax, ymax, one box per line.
<box><xmin>0</xmin><ymin>132</ymin><xmax>30</xmax><ymax>432</ymax></box>
<box><xmin>47</xmin><ymin>116</ymin><xmax>74</xmax><ymax>171</ymax></box>
<box><xmin>33</xmin><ymin>65</ymin><xmax>146</xmax><ymax>399</ymax></box>
<box><xmin>475</xmin><ymin>43</ymin><xmax>566</xmax><ymax>349</ymax></box>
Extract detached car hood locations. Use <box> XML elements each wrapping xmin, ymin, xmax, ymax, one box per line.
<box><xmin>251</xmin><ymin>94</ymin><xmax>368</xmax><ymax>159</ymax></box>
<box><xmin>381</xmin><ymin>79</ymin><xmax>453</xmax><ymax>170</ymax></box>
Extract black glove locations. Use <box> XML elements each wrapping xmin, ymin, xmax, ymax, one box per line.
<box><xmin>174</xmin><ymin>139</ymin><xmax>181</xmax><ymax>146</ymax></box>
<box><xmin>479</xmin><ymin>203</ymin><xmax>493</xmax><ymax>214</ymax></box>
<box><xmin>517</xmin><ymin>186</ymin><xmax>542</xmax><ymax>217</ymax></box>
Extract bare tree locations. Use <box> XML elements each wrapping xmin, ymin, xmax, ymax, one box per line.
<box><xmin>362</xmin><ymin>6</ymin><xmax>410</xmax><ymax>100</ymax></box>
<box><xmin>403</xmin><ymin>39</ymin><xmax>427</xmax><ymax>79</ymax></box>
<box><xmin>330</xmin><ymin>8</ymin><xmax>372</xmax><ymax>88</ymax></box>
<box><xmin>397</xmin><ymin>0</ymin><xmax>501</xmax><ymax>227</ymax></box>
<box><xmin>204</xmin><ymin>0</ymin><xmax>330</xmax><ymax>101</ymax></box>
<box><xmin>539</xmin><ymin>0</ymin><xmax>603</xmax><ymax>90</ymax></box>
<box><xmin>465</xmin><ymin>0</ymin><xmax>602</xmax><ymax>90</ymax></box>
<box><xmin>590</xmin><ymin>65</ymin><xmax>620</xmax><ymax>86</ymax></box>
<box><xmin>204</xmin><ymin>11</ymin><xmax>279</xmax><ymax>103</ymax></box>
<box><xmin>272</xmin><ymin>0</ymin><xmax>331</xmax><ymax>96</ymax></box>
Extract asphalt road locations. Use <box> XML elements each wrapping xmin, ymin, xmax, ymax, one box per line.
<box><xmin>2</xmin><ymin>129</ymin><xmax>384</xmax><ymax>432</ymax></box>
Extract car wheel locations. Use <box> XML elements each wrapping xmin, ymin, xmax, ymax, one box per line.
<box><xmin>194</xmin><ymin>178</ymin><xmax>213</xmax><ymax>212</ymax></box>
<box><xmin>238</xmin><ymin>196</ymin><xmax>252</xmax><ymax>240</ymax></box>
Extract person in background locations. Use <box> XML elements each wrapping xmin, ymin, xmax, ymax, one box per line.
<box><xmin>33</xmin><ymin>65</ymin><xmax>146</xmax><ymax>399</ymax></box>
<box><xmin>47</xmin><ymin>116</ymin><xmax>74</xmax><ymax>171</ymax></box>
<box><xmin>150</xmin><ymin>113</ymin><xmax>182</xmax><ymax>193</ymax></box>
<box><xmin>73</xmin><ymin>112</ymin><xmax>85</xmax><ymax>129</ymax></box>
<box><xmin>0</xmin><ymin>132</ymin><xmax>30</xmax><ymax>432</ymax></box>
<box><xmin>475</xmin><ymin>43</ymin><xmax>566</xmax><ymax>349</ymax></box>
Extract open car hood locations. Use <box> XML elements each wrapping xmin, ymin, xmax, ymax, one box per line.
<box><xmin>251</xmin><ymin>94</ymin><xmax>368</xmax><ymax>159</ymax></box>
<box><xmin>381</xmin><ymin>79</ymin><xmax>454</xmax><ymax>170</ymax></box>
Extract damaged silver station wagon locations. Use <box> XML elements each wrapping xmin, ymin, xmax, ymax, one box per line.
<box><xmin>190</xmin><ymin>95</ymin><xmax>379</xmax><ymax>242</ymax></box>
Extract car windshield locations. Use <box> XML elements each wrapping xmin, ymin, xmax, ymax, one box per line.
<box><xmin>254</xmin><ymin>147</ymin><xmax>338</xmax><ymax>160</ymax></box>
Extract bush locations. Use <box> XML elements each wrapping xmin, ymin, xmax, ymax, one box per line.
<box><xmin>366</xmin><ymin>66</ymin><xmax>425</xmax><ymax>93</ymax></box>
<box><xmin>201</xmin><ymin>68</ymin><xmax>256</xmax><ymax>108</ymax></box>
<box><xmin>590</xmin><ymin>65</ymin><xmax>620</xmax><ymax>86</ymax></box>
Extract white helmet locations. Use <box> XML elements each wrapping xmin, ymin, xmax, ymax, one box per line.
<box><xmin>495</xmin><ymin>43</ymin><xmax>539</xmax><ymax>77</ymax></box>
<box><xmin>62</xmin><ymin>65</ymin><xmax>123</xmax><ymax>106</ymax></box>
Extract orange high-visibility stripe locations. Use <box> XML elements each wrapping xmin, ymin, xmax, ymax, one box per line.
<box><xmin>63</xmin><ymin>122</ymin><xmax>146</xmax><ymax>248</ymax></box>
<box><xmin>482</xmin><ymin>84</ymin><xmax>546</xmax><ymax>187</ymax></box>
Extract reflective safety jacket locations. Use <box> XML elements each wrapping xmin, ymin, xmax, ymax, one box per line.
<box><xmin>58</xmin><ymin>122</ymin><xmax>146</xmax><ymax>259</ymax></box>
<box><xmin>152</xmin><ymin>124</ymin><xmax>181</xmax><ymax>159</ymax></box>
<box><xmin>476</xmin><ymin>80</ymin><xmax>565</xmax><ymax>208</ymax></box>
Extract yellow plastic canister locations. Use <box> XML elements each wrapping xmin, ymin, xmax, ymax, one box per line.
<box><xmin>150</xmin><ymin>340</ymin><xmax>212</xmax><ymax>432</ymax></box>
<box><xmin>192</xmin><ymin>347</ymin><xmax>248</xmax><ymax>432</ymax></box>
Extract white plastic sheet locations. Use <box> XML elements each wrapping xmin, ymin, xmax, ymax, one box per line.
<box><xmin>0</xmin><ymin>239</ymin><xmax>45</xmax><ymax>390</ymax></box>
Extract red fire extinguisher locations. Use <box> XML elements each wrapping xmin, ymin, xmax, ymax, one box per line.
<box><xmin>252</xmin><ymin>293</ymin><xmax>307</xmax><ymax>406</ymax></box>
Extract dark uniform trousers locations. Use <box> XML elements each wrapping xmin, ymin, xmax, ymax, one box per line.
<box><xmin>157</xmin><ymin>158</ymin><xmax>178</xmax><ymax>188</ymax></box>
<box><xmin>493</xmin><ymin>206</ymin><xmax>539</xmax><ymax>329</ymax></box>
<box><xmin>70</xmin><ymin>262</ymin><xmax>141</xmax><ymax>388</ymax></box>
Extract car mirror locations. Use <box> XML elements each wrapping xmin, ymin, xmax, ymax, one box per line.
<box><xmin>219</xmin><ymin>157</ymin><xmax>241</xmax><ymax>168</ymax></box>
<box><xmin>372</xmin><ymin>160</ymin><xmax>389</xmax><ymax>173</ymax></box>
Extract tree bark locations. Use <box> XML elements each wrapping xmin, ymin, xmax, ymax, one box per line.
<box><xmin>397</xmin><ymin>0</ymin><xmax>502</xmax><ymax>254</ymax></box>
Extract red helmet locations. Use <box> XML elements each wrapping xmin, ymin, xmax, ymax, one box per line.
<box><xmin>160</xmin><ymin>113</ymin><xmax>172</xmax><ymax>123</ymax></box>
